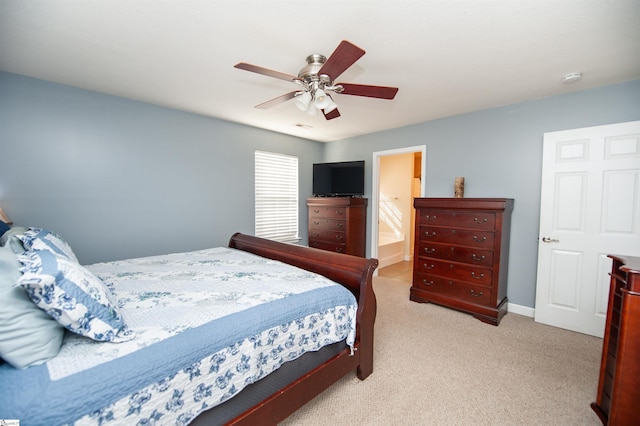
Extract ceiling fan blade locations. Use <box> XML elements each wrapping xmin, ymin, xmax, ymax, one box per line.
<box><xmin>234</xmin><ymin>62</ymin><xmax>297</xmax><ymax>82</ymax></box>
<box><xmin>337</xmin><ymin>83</ymin><xmax>398</xmax><ymax>99</ymax></box>
<box><xmin>323</xmin><ymin>108</ymin><xmax>341</xmax><ymax>120</ymax></box>
<box><xmin>318</xmin><ymin>40</ymin><xmax>365</xmax><ymax>80</ymax></box>
<box><xmin>255</xmin><ymin>91</ymin><xmax>299</xmax><ymax>109</ymax></box>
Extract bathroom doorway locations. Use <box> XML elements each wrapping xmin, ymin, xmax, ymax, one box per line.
<box><xmin>371</xmin><ymin>146</ymin><xmax>426</xmax><ymax>274</ymax></box>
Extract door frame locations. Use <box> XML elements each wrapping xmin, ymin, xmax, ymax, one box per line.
<box><xmin>370</xmin><ymin>145</ymin><xmax>427</xmax><ymax>267</ymax></box>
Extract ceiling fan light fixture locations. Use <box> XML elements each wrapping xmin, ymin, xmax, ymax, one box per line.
<box><xmin>314</xmin><ymin>89</ymin><xmax>331</xmax><ymax>109</ymax></box>
<box><xmin>306</xmin><ymin>102</ymin><xmax>318</xmax><ymax>116</ymax></box>
<box><xmin>323</xmin><ymin>99</ymin><xmax>338</xmax><ymax>114</ymax></box>
<box><xmin>295</xmin><ymin>91</ymin><xmax>312</xmax><ymax>111</ymax></box>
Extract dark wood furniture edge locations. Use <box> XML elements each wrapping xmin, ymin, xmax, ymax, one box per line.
<box><xmin>224</xmin><ymin>232</ymin><xmax>379</xmax><ymax>425</ymax></box>
<box><xmin>591</xmin><ymin>256</ymin><xmax>620</xmax><ymax>425</ymax></box>
<box><xmin>306</xmin><ymin>196</ymin><xmax>369</xmax><ymax>207</ymax></box>
<box><xmin>410</xmin><ymin>287</ymin><xmax>507</xmax><ymax>326</ymax></box>
<box><xmin>591</xmin><ymin>254</ymin><xmax>640</xmax><ymax>425</ymax></box>
<box><xmin>590</xmin><ymin>402</ymin><xmax>607</xmax><ymax>425</ymax></box>
<box><xmin>412</xmin><ymin>197</ymin><xmax>515</xmax><ymax>211</ymax></box>
<box><xmin>609</xmin><ymin>254</ymin><xmax>640</xmax><ymax>275</ymax></box>
<box><xmin>228</xmin><ymin>350</ymin><xmax>361</xmax><ymax>425</ymax></box>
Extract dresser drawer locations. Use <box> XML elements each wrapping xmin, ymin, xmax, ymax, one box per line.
<box><xmin>418</xmin><ymin>210</ymin><xmax>496</xmax><ymax>231</ymax></box>
<box><xmin>418</xmin><ymin>226</ymin><xmax>495</xmax><ymax>249</ymax></box>
<box><xmin>308</xmin><ymin>229</ymin><xmax>346</xmax><ymax>243</ymax></box>
<box><xmin>309</xmin><ymin>239</ymin><xmax>347</xmax><ymax>254</ymax></box>
<box><xmin>309</xmin><ymin>206</ymin><xmax>347</xmax><ymax>219</ymax></box>
<box><xmin>309</xmin><ymin>218</ymin><xmax>347</xmax><ymax>232</ymax></box>
<box><xmin>413</xmin><ymin>273</ymin><xmax>492</xmax><ymax>306</ymax></box>
<box><xmin>455</xmin><ymin>280</ymin><xmax>492</xmax><ymax>305</ymax></box>
<box><xmin>413</xmin><ymin>273</ymin><xmax>456</xmax><ymax>295</ymax></box>
<box><xmin>416</xmin><ymin>257</ymin><xmax>493</xmax><ymax>286</ymax></box>
<box><xmin>416</xmin><ymin>242</ymin><xmax>494</xmax><ymax>268</ymax></box>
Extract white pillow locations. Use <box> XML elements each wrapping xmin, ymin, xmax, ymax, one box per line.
<box><xmin>0</xmin><ymin>245</ymin><xmax>64</xmax><ymax>368</ymax></box>
<box><xmin>0</xmin><ymin>226</ymin><xmax>28</xmax><ymax>253</ymax></box>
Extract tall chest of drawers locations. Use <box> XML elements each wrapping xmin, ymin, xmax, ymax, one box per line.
<box><xmin>307</xmin><ymin>197</ymin><xmax>367</xmax><ymax>257</ymax></box>
<box><xmin>591</xmin><ymin>255</ymin><xmax>640</xmax><ymax>425</ymax></box>
<box><xmin>411</xmin><ymin>198</ymin><xmax>514</xmax><ymax>325</ymax></box>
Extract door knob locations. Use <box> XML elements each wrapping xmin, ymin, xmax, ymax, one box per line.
<box><xmin>541</xmin><ymin>236</ymin><xmax>560</xmax><ymax>243</ymax></box>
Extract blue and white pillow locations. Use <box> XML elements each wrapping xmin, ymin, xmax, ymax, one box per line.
<box><xmin>20</xmin><ymin>227</ymin><xmax>79</xmax><ymax>263</ymax></box>
<box><xmin>16</xmin><ymin>250</ymin><xmax>134</xmax><ymax>343</ymax></box>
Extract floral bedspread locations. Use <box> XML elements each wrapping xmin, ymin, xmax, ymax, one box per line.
<box><xmin>0</xmin><ymin>247</ymin><xmax>357</xmax><ymax>426</ymax></box>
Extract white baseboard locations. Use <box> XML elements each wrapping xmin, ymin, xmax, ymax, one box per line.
<box><xmin>508</xmin><ymin>302</ymin><xmax>534</xmax><ymax>318</ymax></box>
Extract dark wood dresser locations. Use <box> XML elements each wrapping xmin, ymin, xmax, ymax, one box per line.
<box><xmin>411</xmin><ymin>198</ymin><xmax>514</xmax><ymax>325</ymax></box>
<box><xmin>307</xmin><ymin>197</ymin><xmax>367</xmax><ymax>257</ymax></box>
<box><xmin>591</xmin><ymin>255</ymin><xmax>640</xmax><ymax>425</ymax></box>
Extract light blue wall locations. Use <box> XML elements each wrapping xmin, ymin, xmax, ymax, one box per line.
<box><xmin>324</xmin><ymin>79</ymin><xmax>640</xmax><ymax>308</ymax></box>
<box><xmin>0</xmin><ymin>72</ymin><xmax>323</xmax><ymax>264</ymax></box>
<box><xmin>2</xmin><ymin>71</ymin><xmax>639</xmax><ymax>309</ymax></box>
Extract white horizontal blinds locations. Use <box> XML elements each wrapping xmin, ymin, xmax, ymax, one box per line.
<box><xmin>255</xmin><ymin>150</ymin><xmax>299</xmax><ymax>242</ymax></box>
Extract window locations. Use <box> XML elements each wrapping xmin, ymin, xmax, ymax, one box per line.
<box><xmin>255</xmin><ymin>150</ymin><xmax>299</xmax><ymax>242</ymax></box>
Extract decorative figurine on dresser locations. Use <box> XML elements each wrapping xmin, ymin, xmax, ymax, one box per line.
<box><xmin>411</xmin><ymin>198</ymin><xmax>514</xmax><ymax>325</ymax></box>
<box><xmin>591</xmin><ymin>255</ymin><xmax>640</xmax><ymax>426</ymax></box>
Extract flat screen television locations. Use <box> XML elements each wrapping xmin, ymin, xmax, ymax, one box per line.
<box><xmin>312</xmin><ymin>160</ymin><xmax>365</xmax><ymax>197</ymax></box>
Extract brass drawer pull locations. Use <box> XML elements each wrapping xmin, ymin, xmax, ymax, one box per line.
<box><xmin>471</xmin><ymin>254</ymin><xmax>485</xmax><ymax>261</ymax></box>
<box><xmin>335</xmin><ymin>235</ymin><xmax>344</xmax><ymax>240</ymax></box>
<box><xmin>423</xmin><ymin>263</ymin><xmax>435</xmax><ymax>270</ymax></box>
<box><xmin>424</xmin><ymin>214</ymin><xmax>437</xmax><ymax>221</ymax></box>
<box><xmin>474</xmin><ymin>217</ymin><xmax>488</xmax><ymax>224</ymax></box>
<box><xmin>313</xmin><ymin>221</ymin><xmax>320</xmax><ymax>225</ymax></box>
<box><xmin>336</xmin><ymin>223</ymin><xmax>343</xmax><ymax>228</ymax></box>
<box><xmin>471</xmin><ymin>272</ymin><xmax>485</xmax><ymax>280</ymax></box>
<box><xmin>424</xmin><ymin>231</ymin><xmax>436</xmax><ymax>237</ymax></box>
<box><xmin>473</xmin><ymin>235</ymin><xmax>486</xmax><ymax>242</ymax></box>
<box><xmin>336</xmin><ymin>210</ymin><xmax>344</xmax><ymax>215</ymax></box>
<box><xmin>422</xmin><ymin>279</ymin><xmax>433</xmax><ymax>286</ymax></box>
<box><xmin>424</xmin><ymin>247</ymin><xmax>436</xmax><ymax>254</ymax></box>
<box><xmin>470</xmin><ymin>289</ymin><xmax>483</xmax><ymax>297</ymax></box>
<box><xmin>313</xmin><ymin>209</ymin><xmax>320</xmax><ymax>214</ymax></box>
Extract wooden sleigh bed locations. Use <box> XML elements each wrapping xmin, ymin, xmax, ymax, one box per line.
<box><xmin>0</xmin><ymin>231</ymin><xmax>378</xmax><ymax>425</ymax></box>
<box><xmin>211</xmin><ymin>233</ymin><xmax>378</xmax><ymax>425</ymax></box>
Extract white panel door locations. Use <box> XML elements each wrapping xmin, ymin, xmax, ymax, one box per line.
<box><xmin>534</xmin><ymin>121</ymin><xmax>640</xmax><ymax>337</ymax></box>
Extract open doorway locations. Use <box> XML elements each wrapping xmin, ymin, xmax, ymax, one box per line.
<box><xmin>371</xmin><ymin>146</ymin><xmax>426</xmax><ymax>274</ymax></box>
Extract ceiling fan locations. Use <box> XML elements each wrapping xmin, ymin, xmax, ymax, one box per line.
<box><xmin>234</xmin><ymin>40</ymin><xmax>398</xmax><ymax>120</ymax></box>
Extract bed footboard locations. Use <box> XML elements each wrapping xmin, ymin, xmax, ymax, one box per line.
<box><xmin>225</xmin><ymin>233</ymin><xmax>378</xmax><ymax>424</ymax></box>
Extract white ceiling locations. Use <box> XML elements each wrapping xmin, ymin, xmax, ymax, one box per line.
<box><xmin>1</xmin><ymin>1</ymin><xmax>639</xmax><ymax>142</ymax></box>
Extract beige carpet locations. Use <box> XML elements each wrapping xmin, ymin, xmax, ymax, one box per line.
<box><xmin>281</xmin><ymin>270</ymin><xmax>604</xmax><ymax>425</ymax></box>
